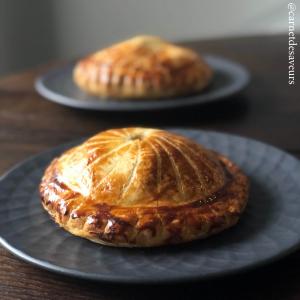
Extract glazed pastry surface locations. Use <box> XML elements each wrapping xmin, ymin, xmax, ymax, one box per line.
<box><xmin>40</xmin><ymin>128</ymin><xmax>248</xmax><ymax>247</ymax></box>
<box><xmin>73</xmin><ymin>36</ymin><xmax>213</xmax><ymax>99</ymax></box>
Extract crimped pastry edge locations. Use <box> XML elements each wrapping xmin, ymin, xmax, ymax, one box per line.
<box><xmin>40</xmin><ymin>154</ymin><xmax>249</xmax><ymax>248</ymax></box>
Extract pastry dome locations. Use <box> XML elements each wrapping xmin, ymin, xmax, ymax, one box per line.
<box><xmin>73</xmin><ymin>35</ymin><xmax>213</xmax><ymax>99</ymax></box>
<box><xmin>40</xmin><ymin>128</ymin><xmax>248</xmax><ymax>247</ymax></box>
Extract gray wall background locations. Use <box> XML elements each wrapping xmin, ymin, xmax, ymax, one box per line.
<box><xmin>0</xmin><ymin>0</ymin><xmax>298</xmax><ymax>76</ymax></box>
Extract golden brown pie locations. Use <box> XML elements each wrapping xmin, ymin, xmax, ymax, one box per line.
<box><xmin>73</xmin><ymin>35</ymin><xmax>213</xmax><ymax>99</ymax></box>
<box><xmin>40</xmin><ymin>128</ymin><xmax>248</xmax><ymax>247</ymax></box>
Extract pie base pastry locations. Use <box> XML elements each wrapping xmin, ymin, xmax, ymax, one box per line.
<box><xmin>40</xmin><ymin>128</ymin><xmax>248</xmax><ymax>247</ymax></box>
<box><xmin>73</xmin><ymin>36</ymin><xmax>213</xmax><ymax>100</ymax></box>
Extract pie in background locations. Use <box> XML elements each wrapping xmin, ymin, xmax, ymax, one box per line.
<box><xmin>73</xmin><ymin>36</ymin><xmax>213</xmax><ymax>100</ymax></box>
<box><xmin>40</xmin><ymin>128</ymin><xmax>248</xmax><ymax>247</ymax></box>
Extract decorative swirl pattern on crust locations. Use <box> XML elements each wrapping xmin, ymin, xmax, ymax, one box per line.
<box><xmin>40</xmin><ymin>128</ymin><xmax>248</xmax><ymax>247</ymax></box>
<box><xmin>73</xmin><ymin>36</ymin><xmax>213</xmax><ymax>100</ymax></box>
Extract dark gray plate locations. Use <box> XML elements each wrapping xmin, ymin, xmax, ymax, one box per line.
<box><xmin>35</xmin><ymin>55</ymin><xmax>250</xmax><ymax>111</ymax></box>
<box><xmin>1</xmin><ymin>129</ymin><xmax>300</xmax><ymax>284</ymax></box>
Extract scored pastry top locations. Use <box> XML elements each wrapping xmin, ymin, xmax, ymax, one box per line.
<box><xmin>48</xmin><ymin>128</ymin><xmax>227</xmax><ymax>209</ymax></box>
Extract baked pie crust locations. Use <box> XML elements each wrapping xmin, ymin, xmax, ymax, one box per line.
<box><xmin>73</xmin><ymin>36</ymin><xmax>213</xmax><ymax>99</ymax></box>
<box><xmin>40</xmin><ymin>128</ymin><xmax>248</xmax><ymax>247</ymax></box>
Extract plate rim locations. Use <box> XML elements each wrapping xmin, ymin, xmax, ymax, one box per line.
<box><xmin>1</xmin><ymin>129</ymin><xmax>300</xmax><ymax>284</ymax></box>
<box><xmin>35</xmin><ymin>55</ymin><xmax>250</xmax><ymax>111</ymax></box>
<box><xmin>1</xmin><ymin>234</ymin><xmax>299</xmax><ymax>284</ymax></box>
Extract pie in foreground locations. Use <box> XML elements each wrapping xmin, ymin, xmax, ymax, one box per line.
<box><xmin>40</xmin><ymin>128</ymin><xmax>249</xmax><ymax>247</ymax></box>
<box><xmin>73</xmin><ymin>35</ymin><xmax>213</xmax><ymax>99</ymax></box>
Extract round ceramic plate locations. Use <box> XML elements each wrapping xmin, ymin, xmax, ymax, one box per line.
<box><xmin>35</xmin><ymin>55</ymin><xmax>250</xmax><ymax>111</ymax></box>
<box><xmin>1</xmin><ymin>129</ymin><xmax>300</xmax><ymax>283</ymax></box>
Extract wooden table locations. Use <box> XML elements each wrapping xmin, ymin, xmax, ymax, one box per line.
<box><xmin>0</xmin><ymin>35</ymin><xmax>299</xmax><ymax>299</ymax></box>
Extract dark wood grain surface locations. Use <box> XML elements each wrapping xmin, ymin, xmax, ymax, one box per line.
<box><xmin>0</xmin><ymin>35</ymin><xmax>299</xmax><ymax>300</ymax></box>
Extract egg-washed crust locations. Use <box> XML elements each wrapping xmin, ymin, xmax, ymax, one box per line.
<box><xmin>73</xmin><ymin>36</ymin><xmax>213</xmax><ymax>100</ymax></box>
<box><xmin>40</xmin><ymin>154</ymin><xmax>248</xmax><ymax>247</ymax></box>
